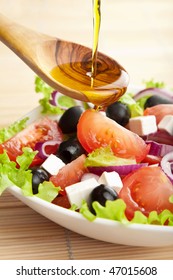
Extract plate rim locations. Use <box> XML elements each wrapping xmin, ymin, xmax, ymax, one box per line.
<box><xmin>8</xmin><ymin>185</ymin><xmax>173</xmax><ymax>232</ymax></box>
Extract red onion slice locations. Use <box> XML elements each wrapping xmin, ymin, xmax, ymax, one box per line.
<box><xmin>133</xmin><ymin>87</ymin><xmax>173</xmax><ymax>102</ymax></box>
<box><xmin>35</xmin><ymin>140</ymin><xmax>59</xmax><ymax>159</ymax></box>
<box><xmin>146</xmin><ymin>140</ymin><xmax>173</xmax><ymax>157</ymax></box>
<box><xmin>49</xmin><ymin>91</ymin><xmax>73</xmax><ymax>110</ymax></box>
<box><xmin>49</xmin><ymin>91</ymin><xmax>83</xmax><ymax>110</ymax></box>
<box><xmin>146</xmin><ymin>130</ymin><xmax>173</xmax><ymax>146</ymax></box>
<box><xmin>49</xmin><ymin>91</ymin><xmax>59</xmax><ymax>106</ymax></box>
<box><xmin>160</xmin><ymin>152</ymin><xmax>173</xmax><ymax>183</ymax></box>
<box><xmin>88</xmin><ymin>163</ymin><xmax>148</xmax><ymax>177</ymax></box>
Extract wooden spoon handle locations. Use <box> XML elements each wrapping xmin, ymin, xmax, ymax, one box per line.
<box><xmin>0</xmin><ymin>14</ymin><xmax>52</xmax><ymax>71</ymax></box>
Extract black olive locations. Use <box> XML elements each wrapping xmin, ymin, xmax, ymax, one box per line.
<box><xmin>30</xmin><ymin>167</ymin><xmax>50</xmax><ymax>194</ymax></box>
<box><xmin>58</xmin><ymin>106</ymin><xmax>85</xmax><ymax>134</ymax></box>
<box><xmin>144</xmin><ymin>95</ymin><xmax>173</xmax><ymax>109</ymax></box>
<box><xmin>57</xmin><ymin>136</ymin><xmax>86</xmax><ymax>164</ymax></box>
<box><xmin>106</xmin><ymin>101</ymin><xmax>131</xmax><ymax>126</ymax></box>
<box><xmin>88</xmin><ymin>184</ymin><xmax>118</xmax><ymax>215</ymax></box>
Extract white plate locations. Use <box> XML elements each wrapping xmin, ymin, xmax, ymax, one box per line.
<box><xmin>7</xmin><ymin>86</ymin><xmax>173</xmax><ymax>247</ymax></box>
<box><xmin>8</xmin><ymin>185</ymin><xmax>173</xmax><ymax>247</ymax></box>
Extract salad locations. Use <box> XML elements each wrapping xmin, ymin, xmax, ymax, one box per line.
<box><xmin>0</xmin><ymin>77</ymin><xmax>173</xmax><ymax>227</ymax></box>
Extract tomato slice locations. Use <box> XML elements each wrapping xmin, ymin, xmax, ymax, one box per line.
<box><xmin>144</xmin><ymin>104</ymin><xmax>173</xmax><ymax>124</ymax></box>
<box><xmin>52</xmin><ymin>194</ymin><xmax>71</xmax><ymax>209</ymax></box>
<box><xmin>50</xmin><ymin>154</ymin><xmax>88</xmax><ymax>194</ymax></box>
<box><xmin>77</xmin><ymin>109</ymin><xmax>149</xmax><ymax>163</ymax></box>
<box><xmin>119</xmin><ymin>166</ymin><xmax>173</xmax><ymax>220</ymax></box>
<box><xmin>0</xmin><ymin>117</ymin><xmax>63</xmax><ymax>165</ymax></box>
<box><xmin>141</xmin><ymin>154</ymin><xmax>161</xmax><ymax>165</ymax></box>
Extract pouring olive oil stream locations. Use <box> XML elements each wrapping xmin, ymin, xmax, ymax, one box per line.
<box><xmin>0</xmin><ymin>1</ymin><xmax>129</xmax><ymax>107</ymax></box>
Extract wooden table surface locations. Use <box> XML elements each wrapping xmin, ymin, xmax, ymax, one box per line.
<box><xmin>0</xmin><ymin>0</ymin><xmax>173</xmax><ymax>260</ymax></box>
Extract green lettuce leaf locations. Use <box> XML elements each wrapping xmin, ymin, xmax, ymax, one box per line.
<box><xmin>130</xmin><ymin>211</ymin><xmax>148</xmax><ymax>224</ymax></box>
<box><xmin>136</xmin><ymin>95</ymin><xmax>151</xmax><ymax>110</ymax></box>
<box><xmin>143</xmin><ymin>78</ymin><xmax>165</xmax><ymax>88</ymax></box>
<box><xmin>56</xmin><ymin>95</ymin><xmax>76</xmax><ymax>108</ymax></box>
<box><xmin>119</xmin><ymin>79</ymin><xmax>167</xmax><ymax>116</ymax></box>
<box><xmin>80</xmin><ymin>199</ymin><xmax>128</xmax><ymax>224</ymax></box>
<box><xmin>169</xmin><ymin>195</ymin><xmax>173</xmax><ymax>203</ymax></box>
<box><xmin>34</xmin><ymin>76</ymin><xmax>88</xmax><ymax>114</ymax></box>
<box><xmin>0</xmin><ymin>149</ymin><xmax>35</xmax><ymax>195</ymax></box>
<box><xmin>0</xmin><ymin>117</ymin><xmax>28</xmax><ymax>144</ymax></box>
<box><xmin>17</xmin><ymin>147</ymin><xmax>38</xmax><ymax>170</ymax></box>
<box><xmin>159</xmin><ymin>210</ymin><xmax>173</xmax><ymax>226</ymax></box>
<box><xmin>119</xmin><ymin>92</ymin><xmax>143</xmax><ymax>117</ymax></box>
<box><xmin>80</xmin><ymin>200</ymin><xmax>96</xmax><ymax>222</ymax></box>
<box><xmin>147</xmin><ymin>211</ymin><xmax>160</xmax><ymax>225</ymax></box>
<box><xmin>85</xmin><ymin>146</ymin><xmax>136</xmax><ymax>167</ymax></box>
<box><xmin>0</xmin><ymin>155</ymin><xmax>16</xmax><ymax>195</ymax></box>
<box><xmin>35</xmin><ymin>76</ymin><xmax>63</xmax><ymax>114</ymax></box>
<box><xmin>80</xmin><ymin>199</ymin><xmax>173</xmax><ymax>226</ymax></box>
<box><xmin>35</xmin><ymin>76</ymin><xmax>54</xmax><ymax>95</ymax></box>
<box><xmin>36</xmin><ymin>181</ymin><xmax>60</xmax><ymax>202</ymax></box>
<box><xmin>93</xmin><ymin>199</ymin><xmax>129</xmax><ymax>223</ymax></box>
<box><xmin>0</xmin><ymin>148</ymin><xmax>59</xmax><ymax>202</ymax></box>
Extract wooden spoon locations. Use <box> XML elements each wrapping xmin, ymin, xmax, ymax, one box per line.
<box><xmin>0</xmin><ymin>14</ymin><xmax>129</xmax><ymax>106</ymax></box>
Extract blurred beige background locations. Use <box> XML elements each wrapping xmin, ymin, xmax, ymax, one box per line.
<box><xmin>0</xmin><ymin>0</ymin><xmax>173</xmax><ymax>127</ymax></box>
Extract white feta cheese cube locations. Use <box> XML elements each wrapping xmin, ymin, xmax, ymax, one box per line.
<box><xmin>98</xmin><ymin>171</ymin><xmax>123</xmax><ymax>193</ymax></box>
<box><xmin>66</xmin><ymin>178</ymin><xmax>98</xmax><ymax>209</ymax></box>
<box><xmin>158</xmin><ymin>115</ymin><xmax>173</xmax><ymax>136</ymax></box>
<box><xmin>128</xmin><ymin>115</ymin><xmax>157</xmax><ymax>136</ymax></box>
<box><xmin>41</xmin><ymin>154</ymin><xmax>65</xmax><ymax>175</ymax></box>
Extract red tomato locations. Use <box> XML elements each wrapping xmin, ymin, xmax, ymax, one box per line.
<box><xmin>50</xmin><ymin>154</ymin><xmax>88</xmax><ymax>194</ymax></box>
<box><xmin>0</xmin><ymin>117</ymin><xmax>63</xmax><ymax>165</ymax></box>
<box><xmin>52</xmin><ymin>194</ymin><xmax>71</xmax><ymax>209</ymax></box>
<box><xmin>119</xmin><ymin>166</ymin><xmax>173</xmax><ymax>220</ymax></box>
<box><xmin>77</xmin><ymin>109</ymin><xmax>149</xmax><ymax>163</ymax></box>
<box><xmin>144</xmin><ymin>104</ymin><xmax>173</xmax><ymax>124</ymax></box>
<box><xmin>141</xmin><ymin>154</ymin><xmax>161</xmax><ymax>165</ymax></box>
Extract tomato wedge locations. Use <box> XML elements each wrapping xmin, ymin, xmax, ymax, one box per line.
<box><xmin>119</xmin><ymin>166</ymin><xmax>173</xmax><ymax>220</ymax></box>
<box><xmin>0</xmin><ymin>117</ymin><xmax>63</xmax><ymax>165</ymax></box>
<box><xmin>141</xmin><ymin>154</ymin><xmax>161</xmax><ymax>165</ymax></box>
<box><xmin>77</xmin><ymin>109</ymin><xmax>149</xmax><ymax>163</ymax></box>
<box><xmin>50</xmin><ymin>154</ymin><xmax>88</xmax><ymax>194</ymax></box>
<box><xmin>144</xmin><ymin>104</ymin><xmax>173</xmax><ymax>123</ymax></box>
<box><xmin>52</xmin><ymin>194</ymin><xmax>71</xmax><ymax>208</ymax></box>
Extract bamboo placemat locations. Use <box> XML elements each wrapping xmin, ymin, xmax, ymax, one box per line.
<box><xmin>1</xmin><ymin>191</ymin><xmax>173</xmax><ymax>260</ymax></box>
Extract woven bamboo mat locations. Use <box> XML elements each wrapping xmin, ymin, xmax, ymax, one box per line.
<box><xmin>1</xmin><ymin>191</ymin><xmax>173</xmax><ymax>260</ymax></box>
